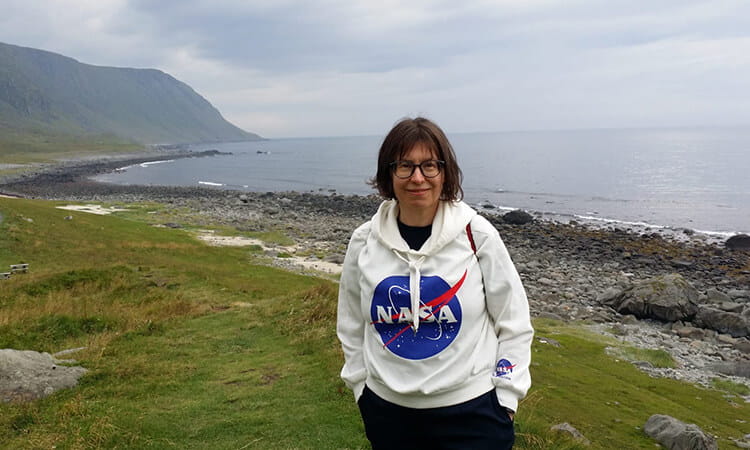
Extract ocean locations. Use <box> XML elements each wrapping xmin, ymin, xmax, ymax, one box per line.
<box><xmin>94</xmin><ymin>127</ymin><xmax>750</xmax><ymax>237</ymax></box>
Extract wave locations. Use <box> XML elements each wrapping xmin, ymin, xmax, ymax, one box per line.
<box><xmin>488</xmin><ymin>187</ymin><xmax>634</xmax><ymax>204</ymax></box>
<box><xmin>113</xmin><ymin>158</ymin><xmax>178</xmax><ymax>173</ymax></box>
<box><xmin>139</xmin><ymin>159</ymin><xmax>175</xmax><ymax>168</ymax></box>
<box><xmin>198</xmin><ymin>181</ymin><xmax>225</xmax><ymax>187</ymax></box>
<box><xmin>474</xmin><ymin>201</ymin><xmax>741</xmax><ymax>240</ymax></box>
<box><xmin>573</xmin><ymin>214</ymin><xmax>667</xmax><ymax>230</ymax></box>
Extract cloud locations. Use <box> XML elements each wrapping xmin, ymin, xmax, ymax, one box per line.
<box><xmin>1</xmin><ymin>0</ymin><xmax>748</xmax><ymax>137</ymax></box>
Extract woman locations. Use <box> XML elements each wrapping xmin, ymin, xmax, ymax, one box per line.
<box><xmin>337</xmin><ymin>117</ymin><xmax>533</xmax><ymax>449</ymax></box>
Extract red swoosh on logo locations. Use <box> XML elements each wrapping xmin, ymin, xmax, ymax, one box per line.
<box><xmin>378</xmin><ymin>269</ymin><xmax>467</xmax><ymax>349</ymax></box>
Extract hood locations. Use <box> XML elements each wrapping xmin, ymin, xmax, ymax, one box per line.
<box><xmin>370</xmin><ymin>199</ymin><xmax>477</xmax><ymax>256</ymax></box>
<box><xmin>370</xmin><ymin>199</ymin><xmax>477</xmax><ymax>333</ymax></box>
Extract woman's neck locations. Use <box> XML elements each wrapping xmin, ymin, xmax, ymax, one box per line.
<box><xmin>397</xmin><ymin>203</ymin><xmax>439</xmax><ymax>227</ymax></box>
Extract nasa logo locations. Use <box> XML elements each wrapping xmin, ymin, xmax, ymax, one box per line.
<box><xmin>494</xmin><ymin>358</ymin><xmax>516</xmax><ymax>379</ymax></box>
<box><xmin>370</xmin><ymin>274</ymin><xmax>463</xmax><ymax>360</ymax></box>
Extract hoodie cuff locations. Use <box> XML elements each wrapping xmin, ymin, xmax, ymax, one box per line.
<box><xmin>353</xmin><ymin>382</ymin><xmax>366</xmax><ymax>402</ymax></box>
<box><xmin>495</xmin><ymin>388</ymin><xmax>519</xmax><ymax>412</ymax></box>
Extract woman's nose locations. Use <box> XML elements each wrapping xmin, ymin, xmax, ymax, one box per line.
<box><xmin>410</xmin><ymin>166</ymin><xmax>426</xmax><ymax>182</ymax></box>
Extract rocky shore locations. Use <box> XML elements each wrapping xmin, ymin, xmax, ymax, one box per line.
<box><xmin>1</xmin><ymin>156</ymin><xmax>749</xmax><ymax>399</ymax></box>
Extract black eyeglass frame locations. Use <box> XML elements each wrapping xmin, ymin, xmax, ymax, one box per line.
<box><xmin>389</xmin><ymin>160</ymin><xmax>446</xmax><ymax>179</ymax></box>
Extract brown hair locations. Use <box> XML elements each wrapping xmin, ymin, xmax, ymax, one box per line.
<box><xmin>369</xmin><ymin>117</ymin><xmax>463</xmax><ymax>201</ymax></box>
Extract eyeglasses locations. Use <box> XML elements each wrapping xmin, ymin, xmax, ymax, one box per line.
<box><xmin>390</xmin><ymin>160</ymin><xmax>445</xmax><ymax>179</ymax></box>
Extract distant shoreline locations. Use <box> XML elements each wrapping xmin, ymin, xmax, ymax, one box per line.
<box><xmin>0</xmin><ymin>149</ymin><xmax>742</xmax><ymax>246</ymax></box>
<box><xmin>0</xmin><ymin>149</ymin><xmax>231</xmax><ymax>198</ymax></box>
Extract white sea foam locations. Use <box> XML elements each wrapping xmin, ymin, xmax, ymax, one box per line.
<box><xmin>573</xmin><ymin>214</ymin><xmax>668</xmax><ymax>230</ymax></box>
<box><xmin>198</xmin><ymin>181</ymin><xmax>225</xmax><ymax>187</ymax></box>
<box><xmin>477</xmin><ymin>201</ymin><xmax>736</xmax><ymax>244</ymax></box>
<box><xmin>139</xmin><ymin>159</ymin><xmax>174</xmax><ymax>168</ymax></box>
<box><xmin>689</xmin><ymin>229</ymin><xmax>737</xmax><ymax>239</ymax></box>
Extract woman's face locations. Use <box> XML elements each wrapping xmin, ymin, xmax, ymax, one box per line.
<box><xmin>392</xmin><ymin>143</ymin><xmax>444</xmax><ymax>224</ymax></box>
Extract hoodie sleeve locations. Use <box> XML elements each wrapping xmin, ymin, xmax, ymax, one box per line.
<box><xmin>336</xmin><ymin>222</ymin><xmax>370</xmax><ymax>402</ymax></box>
<box><xmin>473</xmin><ymin>216</ymin><xmax>534</xmax><ymax>413</ymax></box>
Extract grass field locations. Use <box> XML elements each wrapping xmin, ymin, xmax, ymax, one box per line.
<box><xmin>0</xmin><ymin>129</ymin><xmax>142</xmax><ymax>167</ymax></box>
<box><xmin>1</xmin><ymin>197</ymin><xmax>747</xmax><ymax>449</ymax></box>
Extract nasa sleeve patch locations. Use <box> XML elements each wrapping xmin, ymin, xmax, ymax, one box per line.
<box><xmin>493</xmin><ymin>358</ymin><xmax>516</xmax><ymax>380</ymax></box>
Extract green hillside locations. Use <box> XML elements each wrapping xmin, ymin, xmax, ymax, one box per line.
<box><xmin>0</xmin><ymin>42</ymin><xmax>260</xmax><ymax>147</ymax></box>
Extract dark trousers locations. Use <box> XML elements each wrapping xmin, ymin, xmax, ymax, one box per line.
<box><xmin>357</xmin><ymin>386</ymin><xmax>515</xmax><ymax>450</ymax></box>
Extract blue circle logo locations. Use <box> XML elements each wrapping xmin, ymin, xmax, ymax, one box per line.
<box><xmin>370</xmin><ymin>274</ymin><xmax>463</xmax><ymax>360</ymax></box>
<box><xmin>494</xmin><ymin>359</ymin><xmax>515</xmax><ymax>379</ymax></box>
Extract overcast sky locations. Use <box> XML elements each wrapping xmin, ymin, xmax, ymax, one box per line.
<box><xmin>2</xmin><ymin>0</ymin><xmax>749</xmax><ymax>138</ymax></box>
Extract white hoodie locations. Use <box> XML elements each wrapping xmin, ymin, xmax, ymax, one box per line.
<box><xmin>337</xmin><ymin>199</ymin><xmax>533</xmax><ymax>411</ymax></box>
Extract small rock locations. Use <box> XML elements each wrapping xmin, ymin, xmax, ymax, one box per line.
<box><xmin>715</xmin><ymin>334</ymin><xmax>737</xmax><ymax>345</ymax></box>
<box><xmin>728</xmin><ymin>289</ymin><xmax>750</xmax><ymax>301</ymax></box>
<box><xmin>644</xmin><ymin>414</ymin><xmax>717</xmax><ymax>450</ymax></box>
<box><xmin>706</xmin><ymin>288</ymin><xmax>731</xmax><ymax>304</ymax></box>
<box><xmin>621</xmin><ymin>315</ymin><xmax>639</xmax><ymax>325</ymax></box>
<box><xmin>671</xmin><ymin>259</ymin><xmax>694</xmax><ymax>268</ymax></box>
<box><xmin>611</xmin><ymin>324</ymin><xmax>628</xmax><ymax>335</ymax></box>
<box><xmin>323</xmin><ymin>254</ymin><xmax>345</xmax><ymax>264</ymax></box>
<box><xmin>710</xmin><ymin>361</ymin><xmax>750</xmax><ymax>378</ymax></box>
<box><xmin>596</xmin><ymin>287</ymin><xmax>621</xmax><ymax>303</ymax></box>
<box><xmin>673</xmin><ymin>325</ymin><xmax>705</xmax><ymax>340</ymax></box>
<box><xmin>633</xmin><ymin>361</ymin><xmax>654</xmax><ymax>369</ymax></box>
<box><xmin>735</xmin><ymin>339</ymin><xmax>750</xmax><ymax>354</ymax></box>
<box><xmin>502</xmin><ymin>210</ymin><xmax>534</xmax><ymax>225</ymax></box>
<box><xmin>0</xmin><ymin>349</ymin><xmax>87</xmax><ymax>403</ymax></box>
<box><xmin>536</xmin><ymin>336</ymin><xmax>561</xmax><ymax>347</ymax></box>
<box><xmin>536</xmin><ymin>312</ymin><xmax>565</xmax><ymax>321</ymax></box>
<box><xmin>726</xmin><ymin>234</ymin><xmax>750</xmax><ymax>251</ymax></box>
<box><xmin>719</xmin><ymin>302</ymin><xmax>744</xmax><ymax>313</ymax></box>
<box><xmin>537</xmin><ymin>277</ymin><xmax>556</xmax><ymax>286</ymax></box>
<box><xmin>550</xmin><ymin>422</ymin><xmax>590</xmax><ymax>445</ymax></box>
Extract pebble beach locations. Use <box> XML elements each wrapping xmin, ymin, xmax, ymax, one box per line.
<box><xmin>1</xmin><ymin>153</ymin><xmax>749</xmax><ymax>397</ymax></box>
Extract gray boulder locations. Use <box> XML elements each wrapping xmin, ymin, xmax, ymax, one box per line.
<box><xmin>709</xmin><ymin>361</ymin><xmax>750</xmax><ymax>378</ymax></box>
<box><xmin>735</xmin><ymin>338</ymin><xmax>750</xmax><ymax>354</ymax></box>
<box><xmin>644</xmin><ymin>414</ymin><xmax>717</xmax><ymax>450</ymax></box>
<box><xmin>726</xmin><ymin>234</ymin><xmax>750</xmax><ymax>250</ymax></box>
<box><xmin>0</xmin><ymin>349</ymin><xmax>87</xmax><ymax>403</ymax></box>
<box><xmin>694</xmin><ymin>307</ymin><xmax>750</xmax><ymax>338</ymax></box>
<box><xmin>601</xmin><ymin>274</ymin><xmax>699</xmax><ymax>322</ymax></box>
<box><xmin>502</xmin><ymin>209</ymin><xmax>534</xmax><ymax>225</ymax></box>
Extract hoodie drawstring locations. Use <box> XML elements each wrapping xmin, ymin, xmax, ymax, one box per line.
<box><xmin>394</xmin><ymin>251</ymin><xmax>426</xmax><ymax>333</ymax></box>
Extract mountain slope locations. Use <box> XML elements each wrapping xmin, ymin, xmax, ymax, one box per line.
<box><xmin>0</xmin><ymin>42</ymin><xmax>260</xmax><ymax>145</ymax></box>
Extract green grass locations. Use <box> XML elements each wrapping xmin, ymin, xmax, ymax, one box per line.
<box><xmin>1</xmin><ymin>198</ymin><xmax>748</xmax><ymax>449</ymax></box>
<box><xmin>0</xmin><ymin>128</ymin><xmax>142</xmax><ymax>165</ymax></box>
<box><xmin>606</xmin><ymin>345</ymin><xmax>677</xmax><ymax>369</ymax></box>
<box><xmin>711</xmin><ymin>378</ymin><xmax>750</xmax><ymax>396</ymax></box>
